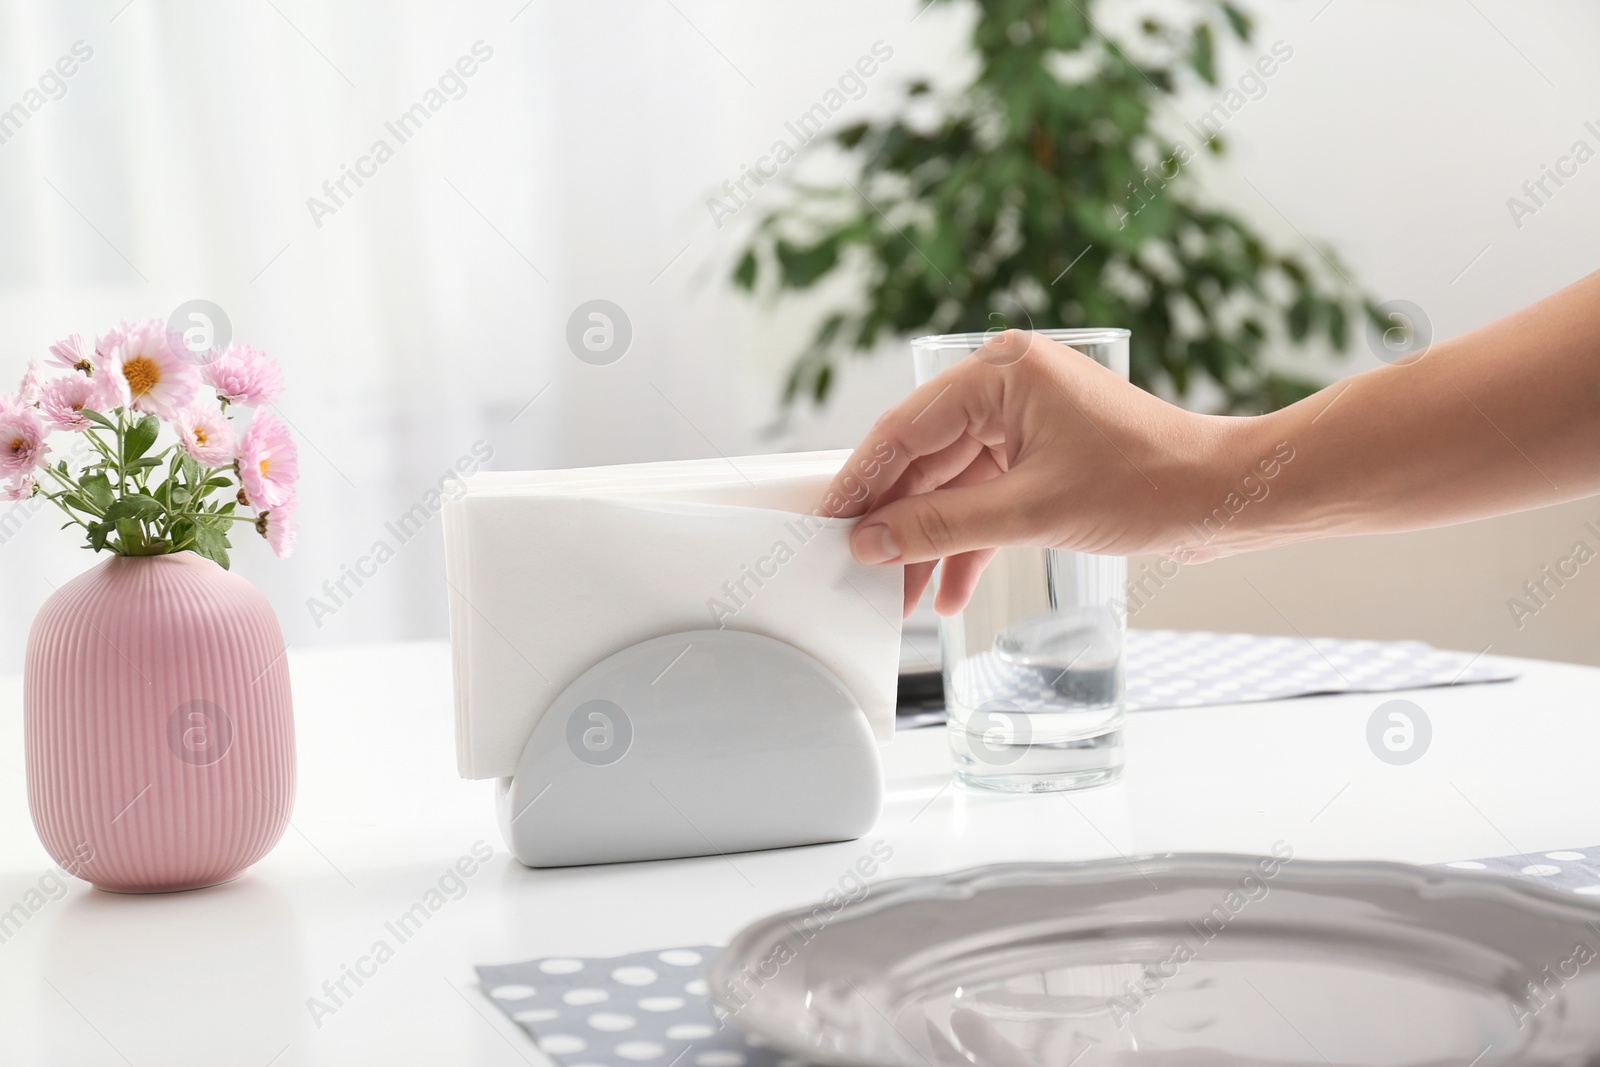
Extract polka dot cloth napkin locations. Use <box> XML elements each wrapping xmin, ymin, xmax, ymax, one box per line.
<box><xmin>478</xmin><ymin>847</ymin><xmax>1600</xmax><ymax>1065</ymax></box>
<box><xmin>476</xmin><ymin>947</ymin><xmax>779</xmax><ymax>1067</ymax></box>
<box><xmin>1121</xmin><ymin>630</ymin><xmax>1516</xmax><ymax>710</ymax></box>
<box><xmin>1439</xmin><ymin>844</ymin><xmax>1600</xmax><ymax>896</ymax></box>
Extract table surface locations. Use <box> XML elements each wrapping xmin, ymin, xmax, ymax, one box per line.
<box><xmin>1</xmin><ymin>640</ymin><xmax>1595</xmax><ymax>1066</ymax></box>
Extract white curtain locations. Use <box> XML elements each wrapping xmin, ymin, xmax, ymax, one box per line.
<box><xmin>0</xmin><ymin>0</ymin><xmax>948</xmax><ymax>669</ymax></box>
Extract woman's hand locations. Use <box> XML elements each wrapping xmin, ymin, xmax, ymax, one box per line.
<box><xmin>827</xmin><ymin>268</ymin><xmax>1600</xmax><ymax>619</ymax></box>
<box><xmin>823</xmin><ymin>330</ymin><xmax>1250</xmax><ymax>616</ymax></box>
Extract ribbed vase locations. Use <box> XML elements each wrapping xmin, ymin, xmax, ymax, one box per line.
<box><xmin>24</xmin><ymin>553</ymin><xmax>296</xmax><ymax>893</ymax></box>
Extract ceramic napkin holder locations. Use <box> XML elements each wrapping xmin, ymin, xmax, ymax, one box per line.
<box><xmin>441</xmin><ymin>450</ymin><xmax>902</xmax><ymax>867</ymax></box>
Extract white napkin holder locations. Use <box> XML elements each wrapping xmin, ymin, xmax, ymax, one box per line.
<box><xmin>442</xmin><ymin>451</ymin><xmax>900</xmax><ymax>868</ymax></box>
<box><xmin>496</xmin><ymin>629</ymin><xmax>881</xmax><ymax>867</ymax></box>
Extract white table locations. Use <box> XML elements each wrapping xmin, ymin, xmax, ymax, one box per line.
<box><xmin>0</xmin><ymin>641</ymin><xmax>1594</xmax><ymax>1066</ymax></box>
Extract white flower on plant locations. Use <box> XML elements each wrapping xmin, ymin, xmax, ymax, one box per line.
<box><xmin>174</xmin><ymin>406</ymin><xmax>236</xmax><ymax>467</ymax></box>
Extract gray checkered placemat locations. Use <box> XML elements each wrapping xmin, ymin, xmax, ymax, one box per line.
<box><xmin>933</xmin><ymin>630</ymin><xmax>1517</xmax><ymax>719</ymax></box>
<box><xmin>1125</xmin><ymin>630</ymin><xmax>1515</xmax><ymax>710</ymax></box>
<box><xmin>477</xmin><ymin>845</ymin><xmax>1597</xmax><ymax>1066</ymax></box>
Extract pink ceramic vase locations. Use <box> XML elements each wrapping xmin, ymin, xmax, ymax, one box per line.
<box><xmin>24</xmin><ymin>553</ymin><xmax>295</xmax><ymax>893</ymax></box>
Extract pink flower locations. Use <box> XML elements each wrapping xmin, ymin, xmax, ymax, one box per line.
<box><xmin>47</xmin><ymin>334</ymin><xmax>94</xmax><ymax>373</ymax></box>
<box><xmin>237</xmin><ymin>411</ymin><xmax>298</xmax><ymax>508</ymax></box>
<box><xmin>0</xmin><ymin>400</ymin><xmax>49</xmax><ymax>477</ymax></box>
<box><xmin>1</xmin><ymin>472</ymin><xmax>36</xmax><ymax>502</ymax></box>
<box><xmin>112</xmin><ymin>319</ymin><xmax>198</xmax><ymax>418</ymax></box>
<box><xmin>40</xmin><ymin>374</ymin><xmax>97</xmax><ymax>432</ymax></box>
<box><xmin>255</xmin><ymin>503</ymin><xmax>297</xmax><ymax>558</ymax></box>
<box><xmin>18</xmin><ymin>361</ymin><xmax>44</xmax><ymax>406</ymax></box>
<box><xmin>89</xmin><ymin>346</ymin><xmax>133</xmax><ymax>413</ymax></box>
<box><xmin>174</xmin><ymin>406</ymin><xmax>235</xmax><ymax>466</ymax></box>
<box><xmin>95</xmin><ymin>321</ymin><xmax>126</xmax><ymax>352</ymax></box>
<box><xmin>203</xmin><ymin>344</ymin><xmax>282</xmax><ymax>407</ymax></box>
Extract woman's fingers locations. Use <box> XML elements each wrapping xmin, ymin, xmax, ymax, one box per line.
<box><xmin>821</xmin><ymin>338</ymin><xmax>1017</xmax><ymax>517</ymax></box>
<box><xmin>931</xmin><ymin>547</ymin><xmax>997</xmax><ymax>615</ymax></box>
<box><xmin>902</xmin><ymin>560</ymin><xmax>937</xmax><ymax>617</ymax></box>
<box><xmin>851</xmin><ymin>452</ymin><xmax>1030</xmax><ymax>564</ymax></box>
<box><xmin>905</xmin><ymin>447</ymin><xmax>1007</xmax><ymax>613</ymax></box>
<box><xmin>875</xmin><ymin>432</ymin><xmax>991</xmax><ymax>509</ymax></box>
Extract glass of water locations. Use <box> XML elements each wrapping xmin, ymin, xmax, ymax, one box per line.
<box><xmin>911</xmin><ymin>330</ymin><xmax>1130</xmax><ymax>793</ymax></box>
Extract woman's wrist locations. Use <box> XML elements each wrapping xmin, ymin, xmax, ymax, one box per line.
<box><xmin>1165</xmin><ymin>408</ymin><xmax>1309</xmax><ymax>561</ymax></box>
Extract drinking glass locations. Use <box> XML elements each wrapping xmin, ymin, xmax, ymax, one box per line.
<box><xmin>911</xmin><ymin>329</ymin><xmax>1130</xmax><ymax>792</ymax></box>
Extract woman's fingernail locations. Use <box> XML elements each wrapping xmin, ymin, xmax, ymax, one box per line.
<box><xmin>854</xmin><ymin>523</ymin><xmax>900</xmax><ymax>564</ymax></box>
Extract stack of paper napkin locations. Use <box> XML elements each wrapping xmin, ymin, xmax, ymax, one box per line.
<box><xmin>442</xmin><ymin>450</ymin><xmax>903</xmax><ymax>778</ymax></box>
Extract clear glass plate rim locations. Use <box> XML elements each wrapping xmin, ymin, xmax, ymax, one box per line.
<box><xmin>710</xmin><ymin>852</ymin><xmax>1600</xmax><ymax>1064</ymax></box>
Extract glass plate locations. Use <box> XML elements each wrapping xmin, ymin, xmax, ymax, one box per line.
<box><xmin>709</xmin><ymin>854</ymin><xmax>1600</xmax><ymax>1066</ymax></box>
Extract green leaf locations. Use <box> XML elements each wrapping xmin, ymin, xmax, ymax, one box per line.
<box><xmin>179</xmin><ymin>454</ymin><xmax>204</xmax><ymax>484</ymax></box>
<box><xmin>1328</xmin><ymin>303</ymin><xmax>1349</xmax><ymax>350</ymax></box>
<box><xmin>1190</xmin><ymin>24</ymin><xmax>1216</xmax><ymax>84</ymax></box>
<box><xmin>189</xmin><ymin>520</ymin><xmax>231</xmax><ymax>570</ymax></box>
<box><xmin>1044</xmin><ymin>5</ymin><xmax>1089</xmax><ymax>49</ymax></box>
<box><xmin>1287</xmin><ymin>294</ymin><xmax>1314</xmax><ymax>341</ymax></box>
<box><xmin>811</xmin><ymin>362</ymin><xmax>834</xmax><ymax>404</ymax></box>
<box><xmin>80</xmin><ymin>472</ymin><xmax>114</xmax><ymax>511</ymax></box>
<box><xmin>114</xmin><ymin>517</ymin><xmax>144</xmax><ymax>552</ymax></box>
<box><xmin>835</xmin><ymin>122</ymin><xmax>870</xmax><ymax>149</ymax></box>
<box><xmin>88</xmin><ymin>521</ymin><xmax>110</xmax><ymax>552</ymax></box>
<box><xmin>1221</xmin><ymin>3</ymin><xmax>1253</xmax><ymax>41</ymax></box>
<box><xmin>732</xmin><ymin>250</ymin><xmax>757</xmax><ymax>291</ymax></box>
<box><xmin>82</xmin><ymin>410</ymin><xmax>116</xmax><ymax>430</ymax></box>
<box><xmin>123</xmin><ymin>414</ymin><xmax>160</xmax><ymax>463</ymax></box>
<box><xmin>104</xmin><ymin>494</ymin><xmax>165</xmax><ymax>523</ymax></box>
<box><xmin>775</xmin><ymin>238</ymin><xmax>839</xmax><ymax>289</ymax></box>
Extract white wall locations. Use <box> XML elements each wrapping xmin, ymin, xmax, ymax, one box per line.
<box><xmin>0</xmin><ymin>0</ymin><xmax>1595</xmax><ymax>672</ymax></box>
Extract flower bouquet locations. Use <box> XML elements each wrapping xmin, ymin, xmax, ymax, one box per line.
<box><xmin>2</xmin><ymin>319</ymin><xmax>297</xmax><ymax>566</ymax></box>
<box><xmin>14</xmin><ymin>319</ymin><xmax>301</xmax><ymax>892</ymax></box>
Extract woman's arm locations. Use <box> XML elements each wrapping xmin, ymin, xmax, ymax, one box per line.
<box><xmin>824</xmin><ymin>269</ymin><xmax>1600</xmax><ymax>614</ymax></box>
<box><xmin>1226</xmin><ymin>268</ymin><xmax>1600</xmax><ymax>551</ymax></box>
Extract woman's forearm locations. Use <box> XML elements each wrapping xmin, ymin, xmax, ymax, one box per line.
<box><xmin>829</xmin><ymin>273</ymin><xmax>1600</xmax><ymax>615</ymax></box>
<box><xmin>1220</xmin><ymin>269</ymin><xmax>1600</xmax><ymax>554</ymax></box>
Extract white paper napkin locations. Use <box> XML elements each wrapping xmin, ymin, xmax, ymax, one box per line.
<box><xmin>443</xmin><ymin>450</ymin><xmax>904</xmax><ymax>779</ymax></box>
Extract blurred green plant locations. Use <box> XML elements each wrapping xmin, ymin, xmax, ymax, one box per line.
<box><xmin>732</xmin><ymin>0</ymin><xmax>1379</xmax><ymax>412</ymax></box>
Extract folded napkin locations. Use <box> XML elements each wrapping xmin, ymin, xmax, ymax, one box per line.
<box><xmin>443</xmin><ymin>450</ymin><xmax>903</xmax><ymax>779</ymax></box>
